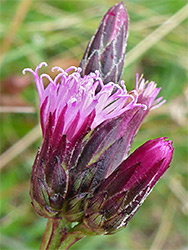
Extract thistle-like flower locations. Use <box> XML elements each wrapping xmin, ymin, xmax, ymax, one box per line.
<box><xmin>23</xmin><ymin>63</ymin><xmax>172</xmax><ymax>225</ymax></box>
<box><xmin>23</xmin><ymin>2</ymin><xmax>174</xmax><ymax>250</ymax></box>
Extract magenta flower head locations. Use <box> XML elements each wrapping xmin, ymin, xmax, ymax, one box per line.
<box><xmin>23</xmin><ymin>63</ymin><xmax>173</xmax><ymax>223</ymax></box>
<box><xmin>23</xmin><ymin>2</ymin><xmax>174</xmax><ymax>249</ymax></box>
<box><xmin>84</xmin><ymin>138</ymin><xmax>173</xmax><ymax>234</ymax></box>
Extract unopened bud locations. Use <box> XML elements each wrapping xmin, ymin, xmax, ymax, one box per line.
<box><xmin>80</xmin><ymin>2</ymin><xmax>128</xmax><ymax>84</ymax></box>
<box><xmin>84</xmin><ymin>138</ymin><xmax>174</xmax><ymax>234</ymax></box>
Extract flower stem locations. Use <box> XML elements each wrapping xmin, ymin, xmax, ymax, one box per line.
<box><xmin>40</xmin><ymin>218</ymin><xmax>85</xmax><ymax>250</ymax></box>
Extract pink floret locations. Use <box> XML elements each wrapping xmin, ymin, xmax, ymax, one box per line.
<box><xmin>23</xmin><ymin>63</ymin><xmax>166</xmax><ymax>142</ymax></box>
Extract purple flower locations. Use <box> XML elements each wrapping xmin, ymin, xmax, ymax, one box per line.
<box><xmin>23</xmin><ymin>63</ymin><xmax>172</xmax><ymax>224</ymax></box>
<box><xmin>23</xmin><ymin>2</ymin><xmax>174</xmax><ymax>239</ymax></box>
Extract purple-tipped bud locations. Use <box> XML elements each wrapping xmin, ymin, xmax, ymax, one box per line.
<box><xmin>84</xmin><ymin>138</ymin><xmax>174</xmax><ymax>234</ymax></box>
<box><xmin>80</xmin><ymin>2</ymin><xmax>128</xmax><ymax>83</ymax></box>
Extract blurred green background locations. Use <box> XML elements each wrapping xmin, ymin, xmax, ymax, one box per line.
<box><xmin>0</xmin><ymin>0</ymin><xmax>187</xmax><ymax>249</ymax></box>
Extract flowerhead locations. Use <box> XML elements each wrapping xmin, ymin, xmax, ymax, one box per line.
<box><xmin>23</xmin><ymin>1</ymin><xmax>174</xmax><ymax>236</ymax></box>
<box><xmin>23</xmin><ymin>62</ymin><xmax>172</xmax><ymax>225</ymax></box>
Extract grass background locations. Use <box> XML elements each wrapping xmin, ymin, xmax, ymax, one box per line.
<box><xmin>0</xmin><ymin>0</ymin><xmax>187</xmax><ymax>249</ymax></box>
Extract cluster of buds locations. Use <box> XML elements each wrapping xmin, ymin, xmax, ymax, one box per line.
<box><xmin>24</xmin><ymin>2</ymin><xmax>174</xmax><ymax>238</ymax></box>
